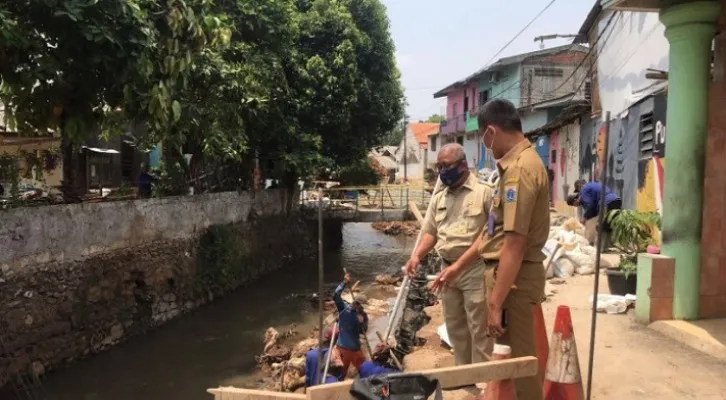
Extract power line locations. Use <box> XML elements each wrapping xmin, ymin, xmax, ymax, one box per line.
<box><xmin>545</xmin><ymin>11</ymin><xmax>620</xmax><ymax>97</ymax></box>
<box><xmin>483</xmin><ymin>0</ymin><xmax>558</xmax><ymax>67</ymax></box>
<box><xmin>558</xmin><ymin>10</ymin><xmax>623</xmax><ymax>111</ymax></box>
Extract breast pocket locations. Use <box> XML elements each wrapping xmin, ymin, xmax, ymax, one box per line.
<box><xmin>465</xmin><ymin>204</ymin><xmax>485</xmax><ymax>231</ymax></box>
<box><xmin>434</xmin><ymin>208</ymin><xmax>446</xmax><ymax>224</ymax></box>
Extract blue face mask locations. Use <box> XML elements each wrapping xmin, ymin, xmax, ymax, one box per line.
<box><xmin>439</xmin><ymin>161</ymin><xmax>464</xmax><ymax>187</ymax></box>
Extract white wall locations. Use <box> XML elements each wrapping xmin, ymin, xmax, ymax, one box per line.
<box><xmin>396</xmin><ymin>129</ymin><xmax>426</xmax><ymax>182</ymax></box>
<box><xmin>597</xmin><ymin>10</ymin><xmax>669</xmax><ymax>117</ymax></box>
<box><xmin>427</xmin><ymin>134</ymin><xmax>440</xmax><ymax>170</ymax></box>
<box><xmin>560</xmin><ymin>121</ymin><xmax>581</xmax><ymax>197</ymax></box>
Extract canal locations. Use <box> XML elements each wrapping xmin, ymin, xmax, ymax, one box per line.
<box><xmin>25</xmin><ymin>223</ymin><xmax>413</xmax><ymax>400</ymax></box>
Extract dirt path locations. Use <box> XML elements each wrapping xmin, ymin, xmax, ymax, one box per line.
<box><xmin>404</xmin><ymin>274</ymin><xmax>726</xmax><ymax>399</ymax></box>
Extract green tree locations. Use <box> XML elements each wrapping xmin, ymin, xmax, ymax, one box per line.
<box><xmin>426</xmin><ymin>114</ymin><xmax>445</xmax><ymax>123</ymax></box>
<box><xmin>0</xmin><ymin>0</ymin><xmax>228</xmax><ymax>198</ymax></box>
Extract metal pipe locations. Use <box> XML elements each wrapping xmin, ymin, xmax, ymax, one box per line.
<box><xmin>315</xmin><ymin>193</ymin><xmax>325</xmax><ymax>387</ymax></box>
<box><xmin>384</xmin><ymin>178</ymin><xmax>442</xmax><ymax>342</ymax></box>
<box><xmin>586</xmin><ymin>111</ymin><xmax>610</xmax><ymax>400</ymax></box>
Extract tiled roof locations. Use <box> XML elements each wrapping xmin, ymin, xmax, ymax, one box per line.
<box><xmin>410</xmin><ymin>123</ymin><xmax>439</xmax><ymax>148</ymax></box>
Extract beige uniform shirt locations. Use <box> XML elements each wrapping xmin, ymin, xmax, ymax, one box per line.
<box><xmin>421</xmin><ymin>173</ymin><xmax>493</xmax><ymax>263</ymax></box>
<box><xmin>478</xmin><ymin>140</ymin><xmax>550</xmax><ymax>297</ymax></box>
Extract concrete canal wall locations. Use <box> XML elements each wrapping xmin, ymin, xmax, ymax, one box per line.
<box><xmin>0</xmin><ymin>189</ymin><xmax>312</xmax><ymax>387</ymax></box>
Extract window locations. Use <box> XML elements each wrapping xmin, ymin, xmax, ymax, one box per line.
<box><xmin>456</xmin><ymin>136</ymin><xmax>464</xmax><ymax>145</ymax></box>
<box><xmin>584</xmin><ymin>81</ymin><xmax>592</xmax><ymax>102</ymax></box>
<box><xmin>430</xmin><ymin>135</ymin><xmax>437</xmax><ymax>151</ymax></box>
<box><xmin>534</xmin><ymin>67</ymin><xmax>564</xmax><ymax>77</ymax></box>
<box><xmin>479</xmin><ymin>90</ymin><xmax>490</xmax><ymax>105</ymax></box>
<box><xmin>551</xmin><ymin>149</ymin><xmax>557</xmax><ymax>163</ymax></box>
<box><xmin>463</xmin><ymin>95</ymin><xmax>469</xmax><ymax>113</ymax></box>
<box><xmin>639</xmin><ymin>111</ymin><xmax>655</xmax><ymax>160</ymax></box>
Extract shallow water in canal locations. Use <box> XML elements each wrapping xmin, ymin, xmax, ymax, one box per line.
<box><xmin>24</xmin><ymin>223</ymin><xmax>413</xmax><ymax>400</ymax></box>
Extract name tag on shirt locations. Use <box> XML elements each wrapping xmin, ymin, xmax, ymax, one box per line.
<box><xmin>488</xmin><ymin>212</ymin><xmax>495</xmax><ymax>236</ymax></box>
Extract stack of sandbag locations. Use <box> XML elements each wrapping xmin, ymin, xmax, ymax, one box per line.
<box><xmin>543</xmin><ymin>217</ymin><xmax>597</xmax><ymax>278</ymax></box>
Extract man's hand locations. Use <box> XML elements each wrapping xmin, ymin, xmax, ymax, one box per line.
<box><xmin>487</xmin><ymin>304</ymin><xmax>505</xmax><ymax>338</ymax></box>
<box><xmin>404</xmin><ymin>255</ymin><xmax>421</xmax><ymax>277</ymax></box>
<box><xmin>430</xmin><ymin>264</ymin><xmax>462</xmax><ymax>292</ymax></box>
<box><xmin>343</xmin><ymin>273</ymin><xmax>351</xmax><ymax>284</ymax></box>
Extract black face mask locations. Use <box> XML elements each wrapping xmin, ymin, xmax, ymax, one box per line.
<box><xmin>439</xmin><ymin>161</ymin><xmax>464</xmax><ymax>186</ymax></box>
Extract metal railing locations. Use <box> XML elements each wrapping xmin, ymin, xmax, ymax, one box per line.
<box><xmin>299</xmin><ymin>185</ymin><xmax>432</xmax><ymax>216</ymax></box>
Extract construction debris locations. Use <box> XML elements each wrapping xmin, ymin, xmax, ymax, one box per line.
<box><xmin>375</xmin><ymin>274</ymin><xmax>403</xmax><ymax>286</ymax></box>
<box><xmin>371</xmin><ymin>221</ymin><xmax>420</xmax><ymax>237</ymax></box>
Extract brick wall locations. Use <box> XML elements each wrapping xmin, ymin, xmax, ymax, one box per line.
<box><xmin>700</xmin><ymin>1</ymin><xmax>726</xmax><ymax>318</ymax></box>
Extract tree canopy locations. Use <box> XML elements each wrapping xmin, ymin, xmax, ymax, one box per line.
<box><xmin>425</xmin><ymin>114</ymin><xmax>444</xmax><ymax>123</ymax></box>
<box><xmin>0</xmin><ymin>0</ymin><xmax>404</xmax><ymax>196</ymax></box>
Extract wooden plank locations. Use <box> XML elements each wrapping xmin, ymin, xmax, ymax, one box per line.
<box><xmin>207</xmin><ymin>387</ymin><xmax>306</xmax><ymax>400</ymax></box>
<box><xmin>305</xmin><ymin>356</ymin><xmax>538</xmax><ymax>400</ymax></box>
<box><xmin>408</xmin><ymin>201</ymin><xmax>425</xmax><ymax>223</ymax></box>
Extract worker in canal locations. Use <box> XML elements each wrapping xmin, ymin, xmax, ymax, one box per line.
<box><xmin>567</xmin><ymin>179</ymin><xmax>622</xmax><ymax>251</ymax></box>
<box><xmin>449</xmin><ymin>99</ymin><xmax>549</xmax><ymax>400</ymax></box>
<box><xmin>304</xmin><ymin>326</ymin><xmax>343</xmax><ymax>387</ymax></box>
<box><xmin>404</xmin><ymin>142</ymin><xmax>493</xmax><ymax>377</ymax></box>
<box><xmin>333</xmin><ymin>273</ymin><xmax>369</xmax><ymax>377</ymax></box>
<box><xmin>357</xmin><ymin>343</ymin><xmax>400</xmax><ymax>378</ymax></box>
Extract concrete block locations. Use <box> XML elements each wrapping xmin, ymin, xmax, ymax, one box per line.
<box><xmin>636</xmin><ymin>253</ymin><xmax>675</xmax><ymax>324</ymax></box>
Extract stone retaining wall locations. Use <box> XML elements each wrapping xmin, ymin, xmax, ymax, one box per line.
<box><xmin>0</xmin><ymin>190</ymin><xmax>312</xmax><ymax>388</ymax></box>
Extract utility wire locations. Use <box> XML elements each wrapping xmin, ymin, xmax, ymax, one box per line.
<box><xmin>546</xmin><ymin>11</ymin><xmax>620</xmax><ymax>96</ymax></box>
<box><xmin>561</xmin><ymin>10</ymin><xmax>622</xmax><ymax>109</ymax></box>
<box><xmin>483</xmin><ymin>0</ymin><xmax>558</xmax><ymax>67</ymax></box>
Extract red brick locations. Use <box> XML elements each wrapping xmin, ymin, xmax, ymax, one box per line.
<box><xmin>699</xmin><ymin>295</ymin><xmax>726</xmax><ymax>319</ymax></box>
<box><xmin>650</xmin><ymin>258</ymin><xmax>675</xmax><ymax>298</ymax></box>
<box><xmin>700</xmin><ymin>256</ymin><xmax>723</xmax><ymax>296</ymax></box>
<box><xmin>650</xmin><ymin>297</ymin><xmax>673</xmax><ymax>322</ymax></box>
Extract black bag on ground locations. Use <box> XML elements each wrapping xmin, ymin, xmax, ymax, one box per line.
<box><xmin>350</xmin><ymin>373</ymin><xmax>443</xmax><ymax>400</ymax></box>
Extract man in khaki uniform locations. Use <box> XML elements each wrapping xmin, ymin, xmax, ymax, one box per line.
<box><xmin>404</xmin><ymin>143</ymin><xmax>493</xmax><ymax>372</ymax></box>
<box><xmin>450</xmin><ymin>99</ymin><xmax>549</xmax><ymax>400</ymax></box>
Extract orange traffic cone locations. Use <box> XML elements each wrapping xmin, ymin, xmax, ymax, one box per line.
<box><xmin>533</xmin><ymin>303</ymin><xmax>549</xmax><ymax>385</ymax></box>
<box><xmin>483</xmin><ymin>344</ymin><xmax>518</xmax><ymax>400</ymax></box>
<box><xmin>543</xmin><ymin>305</ymin><xmax>584</xmax><ymax>400</ymax></box>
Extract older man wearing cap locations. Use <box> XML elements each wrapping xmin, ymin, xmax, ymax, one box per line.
<box><xmin>333</xmin><ymin>273</ymin><xmax>369</xmax><ymax>377</ymax></box>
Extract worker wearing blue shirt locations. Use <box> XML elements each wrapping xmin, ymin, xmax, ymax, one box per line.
<box><xmin>567</xmin><ymin>180</ymin><xmax>622</xmax><ymax>250</ymax></box>
<box><xmin>333</xmin><ymin>273</ymin><xmax>368</xmax><ymax>377</ymax></box>
<box><xmin>357</xmin><ymin>343</ymin><xmax>400</xmax><ymax>378</ymax></box>
<box><xmin>304</xmin><ymin>327</ymin><xmax>343</xmax><ymax>387</ymax></box>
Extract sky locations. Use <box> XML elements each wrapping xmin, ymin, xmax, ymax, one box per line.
<box><xmin>380</xmin><ymin>0</ymin><xmax>596</xmax><ymax>122</ymax></box>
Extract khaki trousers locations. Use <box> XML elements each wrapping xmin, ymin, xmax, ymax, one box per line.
<box><xmin>441</xmin><ymin>260</ymin><xmax>489</xmax><ymax>366</ymax></box>
<box><xmin>485</xmin><ymin>263</ymin><xmax>545</xmax><ymax>400</ymax></box>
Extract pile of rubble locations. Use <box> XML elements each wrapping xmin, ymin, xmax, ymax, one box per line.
<box><xmin>371</xmin><ymin>221</ymin><xmax>420</xmax><ymax>237</ymax></box>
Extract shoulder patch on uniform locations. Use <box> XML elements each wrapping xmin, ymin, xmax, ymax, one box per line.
<box><xmin>505</xmin><ymin>188</ymin><xmax>517</xmax><ymax>203</ymax></box>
